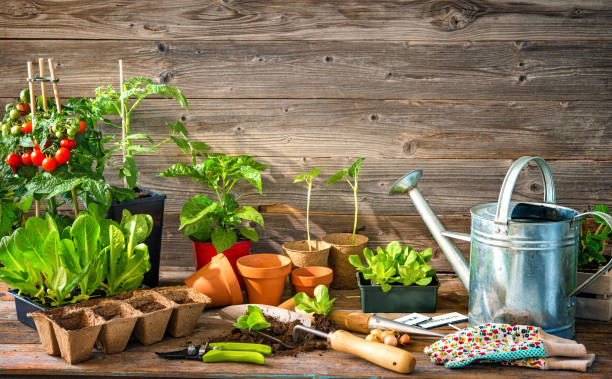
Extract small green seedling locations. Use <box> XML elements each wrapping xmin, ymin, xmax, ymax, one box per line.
<box><xmin>579</xmin><ymin>204</ymin><xmax>611</xmax><ymax>266</ymax></box>
<box><xmin>327</xmin><ymin>158</ymin><xmax>365</xmax><ymax>245</ymax></box>
<box><xmin>293</xmin><ymin>168</ymin><xmax>321</xmax><ymax>251</ymax></box>
<box><xmin>233</xmin><ymin>305</ymin><xmax>271</xmax><ymax>331</ymax></box>
<box><xmin>294</xmin><ymin>284</ymin><xmax>336</xmax><ymax>316</ymax></box>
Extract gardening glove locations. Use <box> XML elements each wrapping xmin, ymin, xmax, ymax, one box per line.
<box><xmin>424</xmin><ymin>323</ymin><xmax>589</xmax><ymax>370</ymax></box>
<box><xmin>501</xmin><ymin>354</ymin><xmax>595</xmax><ymax>372</ymax></box>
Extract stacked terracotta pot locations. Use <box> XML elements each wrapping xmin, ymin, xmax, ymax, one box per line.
<box><xmin>28</xmin><ymin>286</ymin><xmax>210</xmax><ymax>364</ymax></box>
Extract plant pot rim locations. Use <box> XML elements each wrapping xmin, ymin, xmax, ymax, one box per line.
<box><xmin>190</xmin><ymin>236</ymin><xmax>251</xmax><ymax>245</ymax></box>
<box><xmin>356</xmin><ymin>271</ymin><xmax>440</xmax><ymax>289</ymax></box>
<box><xmin>282</xmin><ymin>240</ymin><xmax>331</xmax><ymax>253</ymax></box>
<box><xmin>322</xmin><ymin>233</ymin><xmax>368</xmax><ymax>247</ymax></box>
<box><xmin>237</xmin><ymin>254</ymin><xmax>292</xmax><ymax>279</ymax></box>
<box><xmin>111</xmin><ymin>187</ymin><xmax>166</xmax><ymax>207</ymax></box>
<box><xmin>291</xmin><ymin>266</ymin><xmax>333</xmax><ymax>287</ymax></box>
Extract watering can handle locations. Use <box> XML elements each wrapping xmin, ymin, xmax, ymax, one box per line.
<box><xmin>494</xmin><ymin>156</ymin><xmax>556</xmax><ymax>232</ymax></box>
<box><xmin>568</xmin><ymin>211</ymin><xmax>612</xmax><ymax>298</ymax></box>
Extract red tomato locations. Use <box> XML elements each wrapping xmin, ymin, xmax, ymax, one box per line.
<box><xmin>22</xmin><ymin>102</ymin><xmax>30</xmax><ymax>113</ymax></box>
<box><xmin>60</xmin><ymin>138</ymin><xmax>77</xmax><ymax>150</ymax></box>
<box><xmin>15</xmin><ymin>104</ymin><xmax>25</xmax><ymax>115</ymax></box>
<box><xmin>21</xmin><ymin>120</ymin><xmax>32</xmax><ymax>133</ymax></box>
<box><xmin>77</xmin><ymin>120</ymin><xmax>87</xmax><ymax>134</ymax></box>
<box><xmin>21</xmin><ymin>152</ymin><xmax>32</xmax><ymax>165</ymax></box>
<box><xmin>54</xmin><ymin>147</ymin><xmax>70</xmax><ymax>165</ymax></box>
<box><xmin>5</xmin><ymin>153</ymin><xmax>21</xmax><ymax>168</ymax></box>
<box><xmin>30</xmin><ymin>150</ymin><xmax>45</xmax><ymax>166</ymax></box>
<box><xmin>42</xmin><ymin>157</ymin><xmax>56</xmax><ymax>172</ymax></box>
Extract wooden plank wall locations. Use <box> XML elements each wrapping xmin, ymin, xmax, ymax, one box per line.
<box><xmin>1</xmin><ymin>0</ymin><xmax>610</xmax><ymax>273</ymax></box>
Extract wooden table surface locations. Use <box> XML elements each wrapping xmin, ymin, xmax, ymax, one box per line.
<box><xmin>0</xmin><ymin>270</ymin><xmax>610</xmax><ymax>378</ymax></box>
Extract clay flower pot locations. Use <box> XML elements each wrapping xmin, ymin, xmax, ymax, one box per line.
<box><xmin>125</xmin><ymin>291</ymin><xmax>175</xmax><ymax>345</ymax></box>
<box><xmin>322</xmin><ymin>233</ymin><xmax>369</xmax><ymax>289</ymax></box>
<box><xmin>91</xmin><ymin>300</ymin><xmax>142</xmax><ymax>354</ymax></box>
<box><xmin>282</xmin><ymin>240</ymin><xmax>331</xmax><ymax>268</ymax></box>
<box><xmin>49</xmin><ymin>308</ymin><xmax>104</xmax><ymax>364</ymax></box>
<box><xmin>192</xmin><ymin>238</ymin><xmax>251</xmax><ymax>288</ymax></box>
<box><xmin>155</xmin><ymin>286</ymin><xmax>211</xmax><ymax>337</ymax></box>
<box><xmin>291</xmin><ymin>266</ymin><xmax>334</xmax><ymax>297</ymax></box>
<box><xmin>237</xmin><ymin>253</ymin><xmax>292</xmax><ymax>306</ymax></box>
<box><xmin>185</xmin><ymin>254</ymin><xmax>243</xmax><ymax>308</ymax></box>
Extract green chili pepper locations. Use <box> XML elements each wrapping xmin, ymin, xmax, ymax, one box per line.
<box><xmin>208</xmin><ymin>342</ymin><xmax>272</xmax><ymax>356</ymax></box>
<box><xmin>202</xmin><ymin>350</ymin><xmax>266</xmax><ymax>365</ymax></box>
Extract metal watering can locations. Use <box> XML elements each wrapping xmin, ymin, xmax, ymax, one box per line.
<box><xmin>390</xmin><ymin>156</ymin><xmax>612</xmax><ymax>338</ymax></box>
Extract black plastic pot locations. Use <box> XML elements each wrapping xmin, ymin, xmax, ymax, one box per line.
<box><xmin>108</xmin><ymin>187</ymin><xmax>166</xmax><ymax>287</ymax></box>
<box><xmin>8</xmin><ymin>289</ymin><xmax>51</xmax><ymax>329</ymax></box>
<box><xmin>357</xmin><ymin>272</ymin><xmax>439</xmax><ymax>313</ymax></box>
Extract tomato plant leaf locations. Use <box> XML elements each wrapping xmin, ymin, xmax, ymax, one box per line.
<box><xmin>239</xmin><ymin>226</ymin><xmax>259</xmax><ymax>242</ymax></box>
<box><xmin>211</xmin><ymin>228</ymin><xmax>237</xmax><ymax>254</ymax></box>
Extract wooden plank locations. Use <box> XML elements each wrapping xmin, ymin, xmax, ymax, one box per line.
<box><xmin>1</xmin><ymin>98</ymin><xmax>605</xmax><ymax>161</ymax></box>
<box><xmin>158</xmin><ymin>213</ymin><xmax>472</xmax><ymax>272</ymax></box>
<box><xmin>576</xmin><ymin>296</ymin><xmax>612</xmax><ymax>321</ymax></box>
<box><xmin>1</xmin><ymin>1</ymin><xmax>612</xmax><ymax>41</ymax></box>
<box><xmin>113</xmin><ymin>158</ymin><xmax>611</xmax><ymax>215</ymax></box>
<box><xmin>0</xmin><ymin>40</ymin><xmax>611</xmax><ymax>100</ymax></box>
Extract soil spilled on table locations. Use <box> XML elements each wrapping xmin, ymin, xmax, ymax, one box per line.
<box><xmin>209</xmin><ymin>314</ymin><xmax>336</xmax><ymax>356</ymax></box>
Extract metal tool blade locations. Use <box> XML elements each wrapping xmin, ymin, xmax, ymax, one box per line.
<box><xmin>369</xmin><ymin>315</ymin><xmax>444</xmax><ymax>338</ymax></box>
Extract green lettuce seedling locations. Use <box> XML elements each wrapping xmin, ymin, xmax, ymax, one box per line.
<box><xmin>579</xmin><ymin>204</ymin><xmax>610</xmax><ymax>266</ymax></box>
<box><xmin>233</xmin><ymin>305</ymin><xmax>271</xmax><ymax>331</ymax></box>
<box><xmin>349</xmin><ymin>241</ymin><xmax>435</xmax><ymax>292</ymax></box>
<box><xmin>294</xmin><ymin>284</ymin><xmax>336</xmax><ymax>316</ymax></box>
<box><xmin>293</xmin><ymin>168</ymin><xmax>321</xmax><ymax>251</ymax></box>
<box><xmin>327</xmin><ymin>158</ymin><xmax>365</xmax><ymax>245</ymax></box>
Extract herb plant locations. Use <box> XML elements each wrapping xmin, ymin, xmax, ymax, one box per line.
<box><xmin>327</xmin><ymin>158</ymin><xmax>365</xmax><ymax>244</ymax></box>
<box><xmin>294</xmin><ymin>284</ymin><xmax>335</xmax><ymax>316</ymax></box>
<box><xmin>349</xmin><ymin>241</ymin><xmax>435</xmax><ymax>292</ymax></box>
<box><xmin>293</xmin><ymin>168</ymin><xmax>321</xmax><ymax>251</ymax></box>
<box><xmin>579</xmin><ymin>204</ymin><xmax>611</xmax><ymax>266</ymax></box>
<box><xmin>233</xmin><ymin>305</ymin><xmax>271</xmax><ymax>331</ymax></box>
<box><xmin>0</xmin><ymin>209</ymin><xmax>151</xmax><ymax>305</ymax></box>
<box><xmin>160</xmin><ymin>153</ymin><xmax>267</xmax><ymax>253</ymax></box>
<box><xmin>89</xmin><ymin>77</ymin><xmax>208</xmax><ymax>192</ymax></box>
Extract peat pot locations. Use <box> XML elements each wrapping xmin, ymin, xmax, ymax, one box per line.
<box><xmin>390</xmin><ymin>156</ymin><xmax>612</xmax><ymax>338</ymax></box>
<box><xmin>108</xmin><ymin>187</ymin><xmax>166</xmax><ymax>287</ymax></box>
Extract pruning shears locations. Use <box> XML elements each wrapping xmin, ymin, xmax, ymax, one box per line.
<box><xmin>156</xmin><ymin>342</ymin><xmax>271</xmax><ymax>365</ymax></box>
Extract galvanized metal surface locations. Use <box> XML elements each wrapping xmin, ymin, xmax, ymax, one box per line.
<box><xmin>393</xmin><ymin>156</ymin><xmax>612</xmax><ymax>339</ymax></box>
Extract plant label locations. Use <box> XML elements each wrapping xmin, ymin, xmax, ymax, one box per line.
<box><xmin>394</xmin><ymin>313</ymin><xmax>430</xmax><ymax>326</ymax></box>
<box><xmin>417</xmin><ymin>312</ymin><xmax>468</xmax><ymax>329</ymax></box>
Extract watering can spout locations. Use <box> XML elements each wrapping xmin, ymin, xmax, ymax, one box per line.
<box><xmin>389</xmin><ymin>171</ymin><xmax>470</xmax><ymax>290</ymax></box>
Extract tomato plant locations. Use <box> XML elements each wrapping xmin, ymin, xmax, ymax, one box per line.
<box><xmin>21</xmin><ymin>152</ymin><xmax>32</xmax><ymax>166</ymax></box>
<box><xmin>30</xmin><ymin>150</ymin><xmax>44</xmax><ymax>166</ymax></box>
<box><xmin>77</xmin><ymin>120</ymin><xmax>86</xmax><ymax>133</ymax></box>
<box><xmin>60</xmin><ymin>137</ymin><xmax>76</xmax><ymax>150</ymax></box>
<box><xmin>42</xmin><ymin>157</ymin><xmax>56</xmax><ymax>172</ymax></box>
<box><xmin>54</xmin><ymin>147</ymin><xmax>70</xmax><ymax>165</ymax></box>
<box><xmin>21</xmin><ymin>120</ymin><xmax>32</xmax><ymax>133</ymax></box>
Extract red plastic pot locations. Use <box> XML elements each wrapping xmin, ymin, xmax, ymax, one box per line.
<box><xmin>192</xmin><ymin>239</ymin><xmax>251</xmax><ymax>288</ymax></box>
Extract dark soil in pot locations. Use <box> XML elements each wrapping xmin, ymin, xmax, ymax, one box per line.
<box><xmin>209</xmin><ymin>314</ymin><xmax>336</xmax><ymax>356</ymax></box>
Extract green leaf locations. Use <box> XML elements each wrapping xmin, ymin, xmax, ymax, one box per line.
<box><xmin>239</xmin><ymin>227</ymin><xmax>259</xmax><ymax>242</ymax></box>
<box><xmin>180</xmin><ymin>196</ymin><xmax>217</xmax><ymax>229</ymax></box>
<box><xmin>126</xmin><ymin>133</ymin><xmax>154</xmax><ymax>144</ymax></box>
<box><xmin>307</xmin><ymin>168</ymin><xmax>321</xmax><ymax>180</ymax></box>
<box><xmin>189</xmin><ymin>141</ymin><xmax>210</xmax><ymax>151</ymax></box>
<box><xmin>348</xmin><ymin>254</ymin><xmax>365</xmax><ymax>269</ymax></box>
<box><xmin>235</xmin><ymin>206</ymin><xmax>264</xmax><ymax>227</ymax></box>
<box><xmin>293</xmin><ymin>173</ymin><xmax>307</xmax><ymax>183</ymax></box>
<box><xmin>167</xmin><ymin>121</ymin><xmax>188</xmax><ymax>137</ymax></box>
<box><xmin>170</xmin><ymin>136</ymin><xmax>191</xmax><ymax>154</ymax></box>
<box><xmin>238</xmin><ymin>166</ymin><xmax>263</xmax><ymax>194</ymax></box>
<box><xmin>294</xmin><ymin>285</ymin><xmax>335</xmax><ymax>316</ymax></box>
<box><xmin>326</xmin><ymin>169</ymin><xmax>347</xmax><ymax>186</ymax></box>
<box><xmin>233</xmin><ymin>305</ymin><xmax>271</xmax><ymax>331</ymax></box>
<box><xmin>211</xmin><ymin>229</ymin><xmax>237</xmax><ymax>254</ymax></box>
<box><xmin>348</xmin><ymin>158</ymin><xmax>365</xmax><ymax>179</ymax></box>
<box><xmin>159</xmin><ymin>163</ymin><xmax>206</xmax><ymax>182</ymax></box>
<box><xmin>121</xmin><ymin>155</ymin><xmax>139</xmax><ymax>188</ymax></box>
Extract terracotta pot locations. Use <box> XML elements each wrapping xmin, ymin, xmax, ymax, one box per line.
<box><xmin>125</xmin><ymin>291</ymin><xmax>175</xmax><ymax>345</ymax></box>
<box><xmin>192</xmin><ymin>238</ymin><xmax>251</xmax><ymax>288</ymax></box>
<box><xmin>185</xmin><ymin>254</ymin><xmax>243</xmax><ymax>308</ymax></box>
<box><xmin>237</xmin><ymin>254</ymin><xmax>292</xmax><ymax>306</ymax></box>
<box><xmin>282</xmin><ymin>240</ymin><xmax>331</xmax><ymax>268</ymax></box>
<box><xmin>49</xmin><ymin>308</ymin><xmax>104</xmax><ymax>364</ymax></box>
<box><xmin>155</xmin><ymin>286</ymin><xmax>211</xmax><ymax>337</ymax></box>
<box><xmin>291</xmin><ymin>266</ymin><xmax>334</xmax><ymax>297</ymax></box>
<box><xmin>322</xmin><ymin>233</ymin><xmax>369</xmax><ymax>289</ymax></box>
<box><xmin>91</xmin><ymin>300</ymin><xmax>141</xmax><ymax>354</ymax></box>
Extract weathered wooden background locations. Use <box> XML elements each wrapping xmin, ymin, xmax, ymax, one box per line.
<box><xmin>1</xmin><ymin>0</ymin><xmax>610</xmax><ymax>273</ymax></box>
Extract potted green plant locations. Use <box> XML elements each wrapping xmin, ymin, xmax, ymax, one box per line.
<box><xmin>87</xmin><ymin>68</ymin><xmax>208</xmax><ymax>286</ymax></box>
<box><xmin>575</xmin><ymin>204</ymin><xmax>612</xmax><ymax>321</ymax></box>
<box><xmin>282</xmin><ymin>168</ymin><xmax>331</xmax><ymax>268</ymax></box>
<box><xmin>349</xmin><ymin>241</ymin><xmax>439</xmax><ymax>313</ymax></box>
<box><xmin>159</xmin><ymin>152</ymin><xmax>267</xmax><ymax>285</ymax></box>
<box><xmin>0</xmin><ymin>209</ymin><xmax>152</xmax><ymax>328</ymax></box>
<box><xmin>323</xmin><ymin>158</ymin><xmax>369</xmax><ymax>289</ymax></box>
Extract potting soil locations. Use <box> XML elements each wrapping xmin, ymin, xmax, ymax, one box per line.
<box><xmin>209</xmin><ymin>314</ymin><xmax>336</xmax><ymax>356</ymax></box>
<box><xmin>55</xmin><ymin>311</ymin><xmax>90</xmax><ymax>331</ymax></box>
<box><xmin>92</xmin><ymin>304</ymin><xmax>123</xmax><ymax>321</ymax></box>
<box><xmin>133</xmin><ymin>301</ymin><xmax>165</xmax><ymax>313</ymax></box>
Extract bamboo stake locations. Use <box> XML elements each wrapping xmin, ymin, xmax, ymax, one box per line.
<box><xmin>27</xmin><ymin>61</ymin><xmax>41</xmax><ymax>218</ymax></box>
<box><xmin>119</xmin><ymin>59</ymin><xmax>128</xmax><ymax>188</ymax></box>
<box><xmin>48</xmin><ymin>58</ymin><xmax>78</xmax><ymax>217</ymax></box>
<box><xmin>38</xmin><ymin>58</ymin><xmax>48</xmax><ymax>111</ymax></box>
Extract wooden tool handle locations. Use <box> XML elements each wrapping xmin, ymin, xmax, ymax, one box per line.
<box><xmin>328</xmin><ymin>310</ymin><xmax>371</xmax><ymax>334</ymax></box>
<box><xmin>328</xmin><ymin>330</ymin><xmax>415</xmax><ymax>374</ymax></box>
